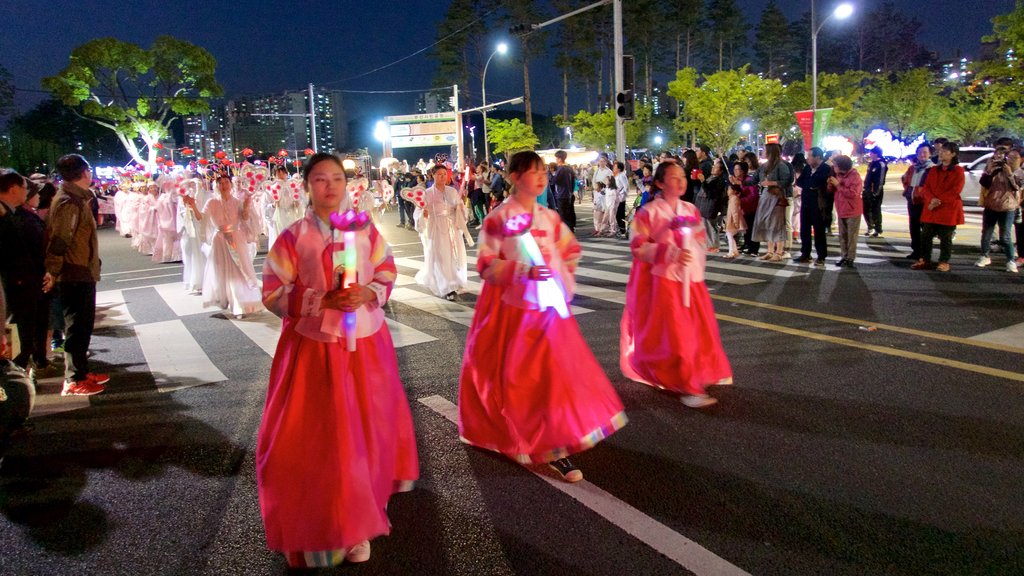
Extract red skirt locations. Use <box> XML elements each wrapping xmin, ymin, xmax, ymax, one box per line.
<box><xmin>458</xmin><ymin>285</ymin><xmax>627</xmax><ymax>463</ymax></box>
<box><xmin>620</xmin><ymin>264</ymin><xmax>732</xmax><ymax>395</ymax></box>
<box><xmin>256</xmin><ymin>320</ymin><xmax>419</xmax><ymax>553</ymax></box>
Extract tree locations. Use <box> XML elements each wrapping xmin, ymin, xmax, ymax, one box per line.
<box><xmin>3</xmin><ymin>99</ymin><xmax>127</xmax><ymax>172</ymax></box>
<box><xmin>553</xmin><ymin>0</ymin><xmax>600</xmax><ymax>120</ymax></box>
<box><xmin>703</xmin><ymin>0</ymin><xmax>747</xmax><ymax>72</ymax></box>
<box><xmin>431</xmin><ymin>0</ymin><xmax>480</xmax><ymax>103</ymax></box>
<box><xmin>858</xmin><ymin>69</ymin><xmax>945</xmax><ymax>141</ymax></box>
<box><xmin>563</xmin><ymin>108</ymin><xmax>615</xmax><ymax>151</ymax></box>
<box><xmin>859</xmin><ymin>2</ymin><xmax>924</xmax><ymax>73</ymax></box>
<box><xmin>754</xmin><ymin>2</ymin><xmax>794</xmax><ymax>79</ymax></box>
<box><xmin>774</xmin><ymin>71</ymin><xmax>872</xmax><ymax>137</ymax></box>
<box><xmin>0</xmin><ymin>63</ymin><xmax>13</xmax><ymax>118</ymax></box>
<box><xmin>43</xmin><ymin>36</ymin><xmax>222</xmax><ymax>170</ymax></box>
<box><xmin>941</xmin><ymin>87</ymin><xmax>1006</xmax><ymax>145</ymax></box>
<box><xmin>669</xmin><ymin>0</ymin><xmax>703</xmax><ymax>72</ymax></box>
<box><xmin>624</xmin><ymin>0</ymin><xmax>673</xmax><ymax>99</ymax></box>
<box><xmin>506</xmin><ymin>1</ymin><xmax>550</xmax><ymax>126</ymax></box>
<box><xmin>486</xmin><ymin>118</ymin><xmax>539</xmax><ymax>157</ymax></box>
<box><xmin>668</xmin><ymin>67</ymin><xmax>784</xmax><ymax>153</ymax></box>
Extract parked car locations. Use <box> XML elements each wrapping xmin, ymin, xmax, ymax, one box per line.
<box><xmin>958</xmin><ymin>147</ymin><xmax>995</xmax><ymax>166</ymax></box>
<box><xmin>960</xmin><ymin>152</ymin><xmax>993</xmax><ymax>206</ymax></box>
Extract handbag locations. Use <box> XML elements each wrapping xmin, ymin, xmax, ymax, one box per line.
<box><xmin>769</xmin><ymin>186</ymin><xmax>789</xmax><ymax>207</ymax></box>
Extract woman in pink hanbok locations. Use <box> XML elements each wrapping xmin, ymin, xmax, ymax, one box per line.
<box><xmin>620</xmin><ymin>162</ymin><xmax>733</xmax><ymax>408</ymax></box>
<box><xmin>152</xmin><ymin>179</ymin><xmax>181</xmax><ymax>263</ymax></box>
<box><xmin>458</xmin><ymin>151</ymin><xmax>627</xmax><ymax>483</ymax></box>
<box><xmin>182</xmin><ymin>174</ymin><xmax>264</xmax><ymax>318</ymax></box>
<box><xmin>257</xmin><ymin>153</ymin><xmax>418</xmax><ymax>569</ymax></box>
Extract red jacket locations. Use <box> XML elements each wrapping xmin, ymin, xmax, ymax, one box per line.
<box><xmin>828</xmin><ymin>169</ymin><xmax>863</xmax><ymax>218</ymax></box>
<box><xmin>920</xmin><ymin>164</ymin><xmax>965</xmax><ymax>226</ymax></box>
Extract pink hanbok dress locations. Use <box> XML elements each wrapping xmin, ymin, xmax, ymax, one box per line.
<box><xmin>458</xmin><ymin>197</ymin><xmax>627</xmax><ymax>464</ymax></box>
<box><xmin>257</xmin><ymin>212</ymin><xmax>419</xmax><ymax>567</ymax></box>
<box><xmin>152</xmin><ymin>193</ymin><xmax>181</xmax><ymax>262</ymax></box>
<box><xmin>620</xmin><ymin>197</ymin><xmax>733</xmax><ymax>396</ymax></box>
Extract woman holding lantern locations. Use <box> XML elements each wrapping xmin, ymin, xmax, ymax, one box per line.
<box><xmin>182</xmin><ymin>173</ymin><xmax>263</xmax><ymax>317</ymax></box>
<box><xmin>619</xmin><ymin>161</ymin><xmax>733</xmax><ymax>409</ymax></box>
<box><xmin>256</xmin><ymin>153</ymin><xmax>418</xmax><ymax>568</ymax></box>
<box><xmin>458</xmin><ymin>150</ymin><xmax>626</xmax><ymax>484</ymax></box>
<box><xmin>414</xmin><ymin>164</ymin><xmax>469</xmax><ymax>301</ymax></box>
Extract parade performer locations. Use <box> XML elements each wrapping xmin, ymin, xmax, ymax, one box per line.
<box><xmin>414</xmin><ymin>164</ymin><xmax>469</xmax><ymax>301</ymax></box>
<box><xmin>178</xmin><ymin>176</ymin><xmax>208</xmax><ymax>294</ymax></box>
<box><xmin>257</xmin><ymin>153</ymin><xmax>418</xmax><ymax>569</ymax></box>
<box><xmin>134</xmin><ymin>184</ymin><xmax>159</xmax><ymax>255</ymax></box>
<box><xmin>265</xmin><ymin>168</ymin><xmax>305</xmax><ymax>251</ymax></box>
<box><xmin>182</xmin><ymin>173</ymin><xmax>263</xmax><ymax>318</ymax></box>
<box><xmin>458</xmin><ymin>150</ymin><xmax>627</xmax><ymax>483</ymax></box>
<box><xmin>619</xmin><ymin>161</ymin><xmax>732</xmax><ymax>409</ymax></box>
<box><xmin>151</xmin><ymin>176</ymin><xmax>181</xmax><ymax>263</ymax></box>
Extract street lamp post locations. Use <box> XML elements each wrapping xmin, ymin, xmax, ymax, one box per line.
<box><xmin>741</xmin><ymin>122</ymin><xmax>752</xmax><ymax>149</ymax></box>
<box><xmin>811</xmin><ymin>1</ymin><xmax>854</xmax><ymax>112</ymax></box>
<box><xmin>481</xmin><ymin>42</ymin><xmax>508</xmax><ymax>164</ymax></box>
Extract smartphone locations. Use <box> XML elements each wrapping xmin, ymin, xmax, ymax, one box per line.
<box><xmin>690</xmin><ymin>169</ymin><xmax>701</xmax><ymax>179</ymax></box>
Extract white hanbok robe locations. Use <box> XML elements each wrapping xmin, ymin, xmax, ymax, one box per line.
<box><xmin>201</xmin><ymin>194</ymin><xmax>264</xmax><ymax>316</ymax></box>
<box><xmin>152</xmin><ymin>193</ymin><xmax>182</xmax><ymax>263</ymax></box>
<box><xmin>180</xmin><ymin>186</ymin><xmax>208</xmax><ymax>292</ymax></box>
<box><xmin>414</xmin><ymin>185</ymin><xmax>469</xmax><ymax>297</ymax></box>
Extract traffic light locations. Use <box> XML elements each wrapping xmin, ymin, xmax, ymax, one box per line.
<box><xmin>509</xmin><ymin>23</ymin><xmax>538</xmax><ymax>36</ymax></box>
<box><xmin>616</xmin><ymin>90</ymin><xmax>634</xmax><ymax>120</ymax></box>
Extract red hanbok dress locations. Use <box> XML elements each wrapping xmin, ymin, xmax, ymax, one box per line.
<box><xmin>620</xmin><ymin>197</ymin><xmax>733</xmax><ymax>395</ymax></box>
<box><xmin>458</xmin><ymin>198</ymin><xmax>627</xmax><ymax>464</ymax></box>
<box><xmin>257</xmin><ymin>210</ymin><xmax>419</xmax><ymax>567</ymax></box>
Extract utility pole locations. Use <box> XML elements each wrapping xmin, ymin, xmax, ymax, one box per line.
<box><xmin>308</xmin><ymin>83</ymin><xmax>318</xmax><ymax>153</ymax></box>
<box><xmin>613</xmin><ymin>0</ymin><xmax>624</xmax><ymax>162</ymax></box>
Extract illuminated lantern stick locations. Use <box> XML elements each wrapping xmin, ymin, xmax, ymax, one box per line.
<box><xmin>328</xmin><ymin>209</ymin><xmax>372</xmax><ymax>351</ymax></box>
<box><xmin>503</xmin><ymin>212</ymin><xmax>570</xmax><ymax>319</ymax></box>
<box><xmin>670</xmin><ymin>214</ymin><xmax>701</xmax><ymax>308</ymax></box>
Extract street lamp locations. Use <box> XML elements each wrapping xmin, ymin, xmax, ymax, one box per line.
<box><xmin>811</xmin><ymin>1</ymin><xmax>854</xmax><ymax>112</ymax></box>
<box><xmin>481</xmin><ymin>42</ymin><xmax>509</xmax><ymax>164</ymax></box>
<box><xmin>653</xmin><ymin>135</ymin><xmax>663</xmax><ymax>146</ymax></box>
<box><xmin>374</xmin><ymin>120</ymin><xmax>388</xmax><ymax>163</ymax></box>
<box><xmin>741</xmin><ymin>122</ymin><xmax>752</xmax><ymax>148</ymax></box>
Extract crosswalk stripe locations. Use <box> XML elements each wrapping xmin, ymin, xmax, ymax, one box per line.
<box><xmin>418</xmin><ymin>395</ymin><xmax>751</xmax><ymax>576</ymax></box>
<box><xmin>386</xmin><ymin>318</ymin><xmax>439</xmax><ymax>347</ymax></box>
<box><xmin>133</xmin><ymin>320</ymin><xmax>227</xmax><ymax>392</ymax></box>
<box><xmin>95</xmin><ymin>289</ymin><xmax>135</xmax><ymax>329</ymax></box>
<box><xmin>154</xmin><ymin>283</ymin><xmax>208</xmax><ymax>317</ymax></box>
<box><xmin>390</xmin><ymin>287</ymin><xmax>477</xmax><ymax>327</ymax></box>
<box><xmin>230</xmin><ymin>315</ymin><xmax>282</xmax><ymax>356</ymax></box>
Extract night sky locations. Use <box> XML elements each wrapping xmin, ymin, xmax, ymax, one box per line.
<box><xmin>2</xmin><ymin>0</ymin><xmax>1014</xmax><ymax>144</ymax></box>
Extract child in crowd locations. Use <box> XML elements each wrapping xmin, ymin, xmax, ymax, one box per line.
<box><xmin>257</xmin><ymin>153</ymin><xmax>419</xmax><ymax>569</ymax></box>
<box><xmin>724</xmin><ymin>170</ymin><xmax>747</xmax><ymax>258</ymax></box>
<box><xmin>458</xmin><ymin>150</ymin><xmax>627</xmax><ymax>483</ymax></box>
<box><xmin>620</xmin><ymin>162</ymin><xmax>733</xmax><ymax>408</ymax></box>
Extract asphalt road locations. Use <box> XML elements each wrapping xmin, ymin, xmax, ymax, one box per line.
<box><xmin>1</xmin><ymin>197</ymin><xmax>1022</xmax><ymax>576</ymax></box>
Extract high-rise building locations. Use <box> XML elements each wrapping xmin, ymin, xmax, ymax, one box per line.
<box><xmin>415</xmin><ymin>89</ymin><xmax>454</xmax><ymax>114</ymax></box>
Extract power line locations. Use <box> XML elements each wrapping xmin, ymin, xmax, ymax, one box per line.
<box><xmin>318</xmin><ymin>6</ymin><xmax>500</xmax><ymax>86</ymax></box>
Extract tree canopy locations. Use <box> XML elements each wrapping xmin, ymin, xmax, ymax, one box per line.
<box><xmin>43</xmin><ymin>35</ymin><xmax>222</xmax><ymax>169</ymax></box>
<box><xmin>486</xmin><ymin>118</ymin><xmax>539</xmax><ymax>158</ymax></box>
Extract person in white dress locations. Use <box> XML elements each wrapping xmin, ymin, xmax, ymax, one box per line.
<box><xmin>414</xmin><ymin>164</ymin><xmax>469</xmax><ymax>301</ymax></box>
<box><xmin>152</xmin><ymin>176</ymin><xmax>182</xmax><ymax>263</ymax></box>
<box><xmin>178</xmin><ymin>176</ymin><xmax>208</xmax><ymax>294</ymax></box>
<box><xmin>591</xmin><ymin>155</ymin><xmax>613</xmax><ymax>236</ymax></box>
<box><xmin>182</xmin><ymin>174</ymin><xmax>264</xmax><ymax>318</ymax></box>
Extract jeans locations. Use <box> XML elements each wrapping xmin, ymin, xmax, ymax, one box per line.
<box><xmin>863</xmin><ymin>193</ymin><xmax>883</xmax><ymax>233</ymax></box>
<box><xmin>837</xmin><ymin>216</ymin><xmax>861</xmax><ymax>261</ymax></box>
<box><xmin>799</xmin><ymin>205</ymin><xmax>828</xmax><ymax>260</ymax></box>
<box><xmin>921</xmin><ymin>223</ymin><xmax>956</xmax><ymax>263</ymax></box>
<box><xmin>980</xmin><ymin>208</ymin><xmax>1016</xmax><ymax>261</ymax></box>
<box><xmin>907</xmin><ymin>201</ymin><xmax>924</xmax><ymax>257</ymax></box>
<box><xmin>556</xmin><ymin>195</ymin><xmax>576</xmax><ymax>232</ymax></box>
<box><xmin>59</xmin><ymin>281</ymin><xmax>97</xmax><ymax>382</ymax></box>
<box><xmin>397</xmin><ymin>196</ymin><xmax>410</xmax><ymax>225</ymax></box>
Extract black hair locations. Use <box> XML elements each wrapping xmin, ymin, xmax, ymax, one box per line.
<box><xmin>430</xmin><ymin>163</ymin><xmax>449</xmax><ymax>175</ymax></box>
<box><xmin>0</xmin><ymin>170</ymin><xmax>26</xmax><ymax>194</ymax></box>
<box><xmin>56</xmin><ymin>154</ymin><xmax>90</xmax><ymax>182</ymax></box>
<box><xmin>941</xmin><ymin>141</ymin><xmax>960</xmax><ymax>165</ymax></box>
<box><xmin>554</xmin><ymin>150</ymin><xmax>568</xmax><ymax>161</ymax></box>
<box><xmin>651</xmin><ymin>160</ymin><xmax>684</xmax><ymax>196</ymax></box>
<box><xmin>698</xmin><ymin>144</ymin><xmax>711</xmax><ymax>156</ymax></box>
<box><xmin>302</xmin><ymin>152</ymin><xmax>344</xmax><ymax>183</ymax></box>
<box><xmin>917</xmin><ymin>142</ymin><xmax>933</xmax><ymax>154</ymax></box>
<box><xmin>808</xmin><ymin>147</ymin><xmax>824</xmax><ymax>159</ymax></box>
<box><xmin>614</xmin><ymin>161</ymin><xmax>625</xmax><ymax>171</ymax></box>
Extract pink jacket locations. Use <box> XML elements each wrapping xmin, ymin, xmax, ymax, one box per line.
<box><xmin>829</xmin><ymin>170</ymin><xmax>863</xmax><ymax>219</ymax></box>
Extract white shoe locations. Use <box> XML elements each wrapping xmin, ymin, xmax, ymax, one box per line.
<box><xmin>346</xmin><ymin>541</ymin><xmax>371</xmax><ymax>563</ymax></box>
<box><xmin>975</xmin><ymin>256</ymin><xmax>991</xmax><ymax>268</ymax></box>
<box><xmin>681</xmin><ymin>394</ymin><xmax>718</xmax><ymax>408</ymax></box>
<box><xmin>1008</xmin><ymin>261</ymin><xmax>1019</xmax><ymax>273</ymax></box>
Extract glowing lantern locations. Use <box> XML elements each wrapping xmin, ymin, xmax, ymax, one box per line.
<box><xmin>304</xmin><ymin>148</ymin><xmax>315</xmax><ymax>156</ymax></box>
<box><xmin>198</xmin><ymin>158</ymin><xmax>209</xmax><ymax>166</ymax></box>
<box><xmin>242</xmin><ymin>147</ymin><xmax>254</xmax><ymax>156</ymax></box>
<box><xmin>215</xmin><ymin>151</ymin><xmax>227</xmax><ymax>159</ymax></box>
<box><xmin>153</xmin><ymin>142</ymin><xmax>164</xmax><ymax>150</ymax></box>
<box><xmin>278</xmin><ymin>149</ymin><xmax>289</xmax><ymax>157</ymax></box>
<box><xmin>181</xmin><ymin>147</ymin><xmax>194</xmax><ymax>156</ymax></box>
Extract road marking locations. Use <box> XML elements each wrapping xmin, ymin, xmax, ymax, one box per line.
<box><xmin>230</xmin><ymin>314</ymin><xmax>282</xmax><ymax>356</ymax></box>
<box><xmin>591</xmin><ymin>258</ymin><xmax>765</xmax><ymax>285</ymax></box>
<box><xmin>386</xmin><ymin>318</ymin><xmax>438</xmax><ymax>347</ymax></box>
<box><xmin>970</xmin><ymin>322</ymin><xmax>1024</xmax><ymax>349</ymax></box>
<box><xmin>711</xmin><ymin>295</ymin><xmax>1024</xmax><ymax>355</ymax></box>
<box><xmin>390</xmin><ymin>287</ymin><xmax>476</xmax><ymax>326</ymax></box>
<box><xmin>154</xmin><ymin>282</ymin><xmax>209</xmax><ymax>318</ymax></box>
<box><xmin>95</xmin><ymin>289</ymin><xmax>135</xmax><ymax>329</ymax></box>
<box><xmin>133</xmin><ymin>320</ymin><xmax>227</xmax><ymax>392</ymax></box>
<box><xmin>418</xmin><ymin>395</ymin><xmax>750</xmax><ymax>576</ymax></box>
<box><xmin>717</xmin><ymin>314</ymin><xmax>1024</xmax><ymax>382</ymax></box>
<box><xmin>104</xmin><ymin>265</ymin><xmax>182</xmax><ymax>276</ymax></box>
<box><xmin>116</xmin><ymin>273</ymin><xmax>181</xmax><ymax>282</ymax></box>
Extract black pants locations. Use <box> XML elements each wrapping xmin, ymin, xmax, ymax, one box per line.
<box><xmin>59</xmin><ymin>281</ymin><xmax>96</xmax><ymax>382</ymax></box>
<box><xmin>921</xmin><ymin>223</ymin><xmax>955</xmax><ymax>263</ymax></box>
<box><xmin>742</xmin><ymin>212</ymin><xmax>760</xmax><ymax>254</ymax></box>
<box><xmin>907</xmin><ymin>200</ymin><xmax>924</xmax><ymax>257</ymax></box>
<box><xmin>799</xmin><ymin>206</ymin><xmax>828</xmax><ymax>260</ymax></box>
<box><xmin>863</xmin><ymin>193</ymin><xmax>883</xmax><ymax>233</ymax></box>
<box><xmin>557</xmin><ymin>195</ymin><xmax>576</xmax><ymax>232</ymax></box>
<box><xmin>616</xmin><ymin>200</ymin><xmax>626</xmax><ymax>235</ymax></box>
<box><xmin>6</xmin><ymin>283</ymin><xmax>50</xmax><ymax>370</ymax></box>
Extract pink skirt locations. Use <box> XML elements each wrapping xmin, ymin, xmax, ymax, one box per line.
<box><xmin>459</xmin><ymin>285</ymin><xmax>627</xmax><ymax>463</ymax></box>
<box><xmin>256</xmin><ymin>321</ymin><xmax>419</xmax><ymax>553</ymax></box>
<box><xmin>620</xmin><ymin>264</ymin><xmax>732</xmax><ymax>396</ymax></box>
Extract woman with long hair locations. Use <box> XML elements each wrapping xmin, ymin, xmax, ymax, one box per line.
<box><xmin>750</xmin><ymin>143</ymin><xmax>793</xmax><ymax>261</ymax></box>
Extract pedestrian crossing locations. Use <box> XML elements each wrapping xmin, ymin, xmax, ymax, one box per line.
<box><xmin>35</xmin><ymin>234</ymin><xmax>917</xmax><ymax>417</ymax></box>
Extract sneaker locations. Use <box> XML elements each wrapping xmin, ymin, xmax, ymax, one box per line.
<box><xmin>975</xmin><ymin>256</ymin><xmax>992</xmax><ymax>268</ymax></box>
<box><xmin>346</xmin><ymin>541</ymin><xmax>371</xmax><ymax>563</ymax></box>
<box><xmin>815</xmin><ymin>258</ymin><xmax>826</xmax><ymax>266</ymax></box>
<box><xmin>548</xmin><ymin>458</ymin><xmax>584</xmax><ymax>483</ymax></box>
<box><xmin>844</xmin><ymin>260</ymin><xmax>856</xmax><ymax>268</ymax></box>
<box><xmin>1008</xmin><ymin>261</ymin><xmax>1019</xmax><ymax>274</ymax></box>
<box><xmin>871</xmin><ymin>231</ymin><xmax>881</xmax><ymax>238</ymax></box>
<box><xmin>61</xmin><ymin>378</ymin><xmax>106</xmax><ymax>396</ymax></box>
<box><xmin>681</xmin><ymin>394</ymin><xmax>718</xmax><ymax>408</ymax></box>
<box><xmin>834</xmin><ymin>258</ymin><xmax>847</xmax><ymax>267</ymax></box>
<box><xmin>87</xmin><ymin>373</ymin><xmax>110</xmax><ymax>385</ymax></box>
